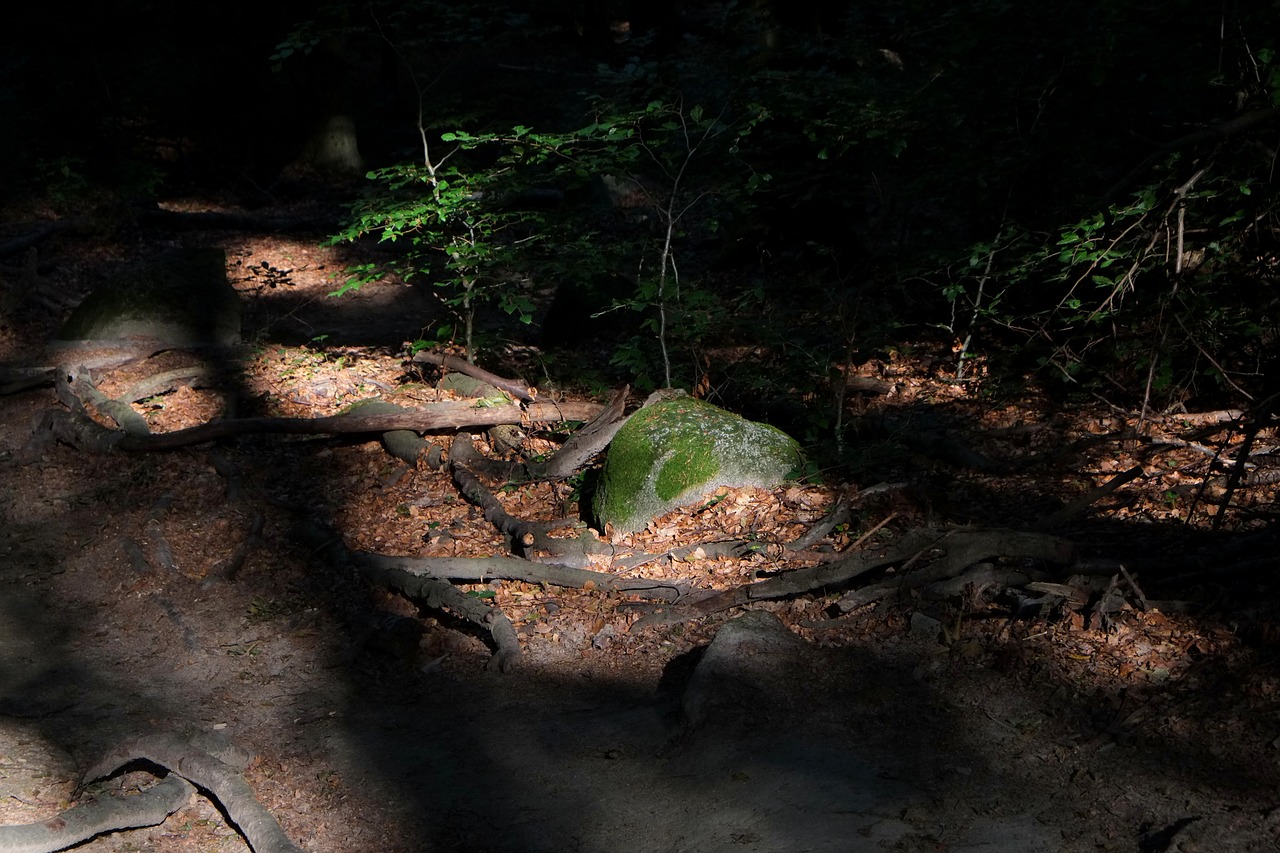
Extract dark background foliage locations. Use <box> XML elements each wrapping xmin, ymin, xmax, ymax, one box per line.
<box><xmin>4</xmin><ymin>0</ymin><xmax>1279</xmax><ymax>422</ymax></box>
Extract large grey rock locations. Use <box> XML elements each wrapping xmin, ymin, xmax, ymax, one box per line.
<box><xmin>59</xmin><ymin>248</ymin><xmax>240</xmax><ymax>347</ymax></box>
<box><xmin>593</xmin><ymin>396</ymin><xmax>804</xmax><ymax>533</ymax></box>
<box><xmin>681</xmin><ymin>610</ymin><xmax>809</xmax><ymax>730</ymax></box>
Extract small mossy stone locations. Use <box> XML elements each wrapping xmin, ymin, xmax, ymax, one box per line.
<box><xmin>344</xmin><ymin>400</ymin><xmax>426</xmax><ymax>465</ymax></box>
<box><xmin>437</xmin><ymin>372</ymin><xmax>499</xmax><ymax>398</ymax></box>
<box><xmin>59</xmin><ymin>248</ymin><xmax>240</xmax><ymax>346</ymax></box>
<box><xmin>593</xmin><ymin>398</ymin><xmax>805</xmax><ymax>533</ymax></box>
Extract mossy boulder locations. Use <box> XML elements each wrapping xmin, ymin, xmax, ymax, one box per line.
<box><xmin>59</xmin><ymin>248</ymin><xmax>240</xmax><ymax>346</ymax></box>
<box><xmin>593</xmin><ymin>397</ymin><xmax>805</xmax><ymax>533</ymax></box>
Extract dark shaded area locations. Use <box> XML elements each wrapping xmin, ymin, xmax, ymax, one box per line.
<box><xmin>6</xmin><ymin>1</ymin><xmax>1276</xmax><ymax>419</ymax></box>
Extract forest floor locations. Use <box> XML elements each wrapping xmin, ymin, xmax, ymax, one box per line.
<box><xmin>1</xmin><ymin>198</ymin><xmax>1279</xmax><ymax>852</ymax></box>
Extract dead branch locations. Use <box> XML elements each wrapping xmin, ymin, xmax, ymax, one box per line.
<box><xmin>447</xmin><ymin>386</ymin><xmax>630</xmax><ymax>483</ymax></box>
<box><xmin>1164</xmin><ymin>409</ymin><xmax>1244</xmax><ymax>427</ymax></box>
<box><xmin>413</xmin><ymin>351</ymin><xmax>537</xmax><ymax>402</ymax></box>
<box><xmin>1034</xmin><ymin>465</ymin><xmax>1146</xmax><ymax>529</ymax></box>
<box><xmin>348</xmin><ymin>400</ymin><xmax>433</xmax><ymax>465</ymax></box>
<box><xmin>526</xmin><ymin>384</ymin><xmax>630</xmax><ymax>478</ymax></box>
<box><xmin>1214</xmin><ymin>391</ymin><xmax>1280</xmax><ymax>530</ymax></box>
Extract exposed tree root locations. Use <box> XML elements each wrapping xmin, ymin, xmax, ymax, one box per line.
<box><xmin>296</xmin><ymin>521</ymin><xmax>527</xmax><ymax>670</ymax></box>
<box><xmin>449</xmin><ymin>435</ymin><xmax>622</xmax><ymax>569</ymax></box>
<box><xmin>349</xmin><ymin>549</ymin><xmax>687</xmax><ymax>600</ymax></box>
<box><xmin>75</xmin><ymin>733</ymin><xmax>302</xmax><ymax>853</ymax></box>
<box><xmin>631</xmin><ymin>527</ymin><xmax>1076</xmax><ymax>631</ymax></box>
<box><xmin>447</xmin><ymin>386</ymin><xmax>629</xmax><ymax>483</ymax></box>
<box><xmin>0</xmin><ymin>776</ymin><xmax>193</xmax><ymax>853</ymax></box>
<box><xmin>21</xmin><ymin>369</ymin><xmax>603</xmax><ymax>455</ymax></box>
<box><xmin>0</xmin><ymin>732</ymin><xmax>300</xmax><ymax>853</ymax></box>
<box><xmin>833</xmin><ymin>528</ymin><xmax>1075</xmax><ymax>611</ymax></box>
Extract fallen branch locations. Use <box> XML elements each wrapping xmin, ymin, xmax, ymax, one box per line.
<box><xmin>1034</xmin><ymin>465</ymin><xmax>1146</xmax><ymax>530</ymax></box>
<box><xmin>412</xmin><ymin>351</ymin><xmax>537</xmax><ymax>402</ymax></box>
<box><xmin>527</xmin><ymin>385</ymin><xmax>630</xmax><ymax>479</ymax></box>
<box><xmin>347</xmin><ymin>400</ymin><xmax>434</xmax><ymax>465</ymax></box>
<box><xmin>446</xmin><ymin>387</ymin><xmax>630</xmax><ymax>483</ymax></box>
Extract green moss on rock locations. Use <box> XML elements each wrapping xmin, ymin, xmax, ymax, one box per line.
<box><xmin>593</xmin><ymin>397</ymin><xmax>805</xmax><ymax>533</ymax></box>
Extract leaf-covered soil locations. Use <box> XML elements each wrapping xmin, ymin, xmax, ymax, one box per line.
<box><xmin>2</xmin><ymin>205</ymin><xmax>1279</xmax><ymax>852</ymax></box>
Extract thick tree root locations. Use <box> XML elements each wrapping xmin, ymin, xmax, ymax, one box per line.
<box><xmin>632</xmin><ymin>527</ymin><xmax>1076</xmax><ymax>631</ymax></box>
<box><xmin>22</xmin><ymin>369</ymin><xmax>604</xmax><ymax>455</ymax></box>
<box><xmin>0</xmin><ymin>775</ymin><xmax>193</xmax><ymax>853</ymax></box>
<box><xmin>76</xmin><ymin>733</ymin><xmax>302</xmax><ymax>853</ymax></box>
<box><xmin>297</xmin><ymin>520</ymin><xmax>526</xmax><ymax>670</ymax></box>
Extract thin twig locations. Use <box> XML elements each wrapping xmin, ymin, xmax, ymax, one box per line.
<box><xmin>846</xmin><ymin>512</ymin><xmax>899</xmax><ymax>551</ymax></box>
